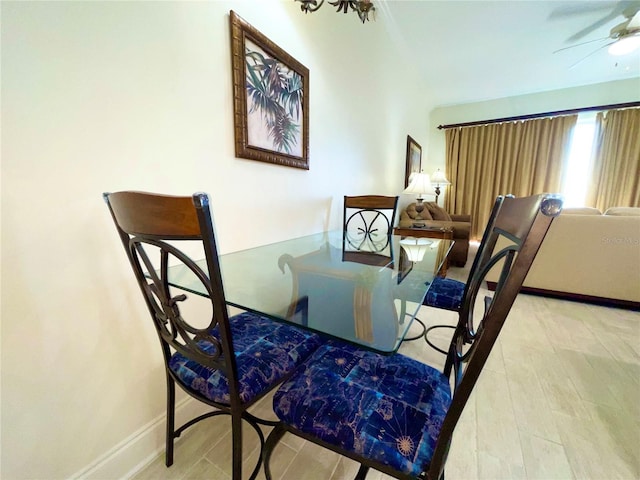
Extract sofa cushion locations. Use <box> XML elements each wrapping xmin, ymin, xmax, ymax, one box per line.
<box><xmin>425</xmin><ymin>202</ymin><xmax>451</xmax><ymax>222</ymax></box>
<box><xmin>604</xmin><ymin>207</ymin><xmax>640</xmax><ymax>216</ymax></box>
<box><xmin>561</xmin><ymin>207</ymin><xmax>602</xmax><ymax>215</ymax></box>
<box><xmin>486</xmin><ymin>213</ymin><xmax>640</xmax><ymax>304</ymax></box>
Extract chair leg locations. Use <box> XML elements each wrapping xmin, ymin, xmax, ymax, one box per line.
<box><xmin>354</xmin><ymin>464</ymin><xmax>370</xmax><ymax>479</ymax></box>
<box><xmin>165</xmin><ymin>375</ymin><xmax>176</xmax><ymax>467</ymax></box>
<box><xmin>231</xmin><ymin>411</ymin><xmax>243</xmax><ymax>480</ymax></box>
<box><xmin>263</xmin><ymin>424</ymin><xmax>287</xmax><ymax>480</ymax></box>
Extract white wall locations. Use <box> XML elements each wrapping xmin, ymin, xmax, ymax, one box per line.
<box><xmin>423</xmin><ymin>78</ymin><xmax>640</xmax><ymax>175</ymax></box>
<box><xmin>0</xmin><ymin>1</ymin><xmax>429</xmax><ymax>478</ymax></box>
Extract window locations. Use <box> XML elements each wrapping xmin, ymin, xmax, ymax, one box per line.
<box><xmin>561</xmin><ymin>112</ymin><xmax>597</xmax><ymax>207</ymax></box>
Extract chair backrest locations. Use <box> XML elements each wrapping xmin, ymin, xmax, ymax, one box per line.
<box><xmin>342</xmin><ymin>195</ymin><xmax>399</xmax><ymax>266</ymax></box>
<box><xmin>428</xmin><ymin>193</ymin><xmax>563</xmax><ymax>480</ymax></box>
<box><xmin>343</xmin><ymin>195</ymin><xmax>398</xmax><ymax>236</ymax></box>
<box><xmin>456</xmin><ymin>194</ymin><xmax>508</xmax><ymax>315</ymax></box>
<box><xmin>103</xmin><ymin>191</ymin><xmax>241</xmax><ymax>402</ymax></box>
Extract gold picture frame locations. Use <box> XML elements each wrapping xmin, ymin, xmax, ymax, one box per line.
<box><xmin>230</xmin><ymin>11</ymin><xmax>310</xmax><ymax>170</ymax></box>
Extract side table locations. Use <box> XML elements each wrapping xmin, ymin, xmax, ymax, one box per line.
<box><xmin>393</xmin><ymin>226</ymin><xmax>454</xmax><ymax>241</ymax></box>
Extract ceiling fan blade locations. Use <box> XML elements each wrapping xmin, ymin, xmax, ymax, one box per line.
<box><xmin>567</xmin><ymin>12</ymin><xmax>622</xmax><ymax>42</ymax></box>
<box><xmin>569</xmin><ymin>42</ymin><xmax>615</xmax><ymax>69</ymax></box>
<box><xmin>553</xmin><ymin>36</ymin><xmax>609</xmax><ymax>53</ymax></box>
<box><xmin>549</xmin><ymin>2</ymin><xmax>617</xmax><ymax>20</ymax></box>
<box><xmin>563</xmin><ymin>1</ymin><xmax>638</xmax><ymax>43</ymax></box>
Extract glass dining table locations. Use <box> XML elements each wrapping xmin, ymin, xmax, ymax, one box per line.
<box><xmin>166</xmin><ymin>230</ymin><xmax>453</xmax><ymax>354</ymax></box>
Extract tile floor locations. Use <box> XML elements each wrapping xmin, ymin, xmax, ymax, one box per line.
<box><xmin>132</xmin><ymin>250</ymin><xmax>640</xmax><ymax>480</ymax></box>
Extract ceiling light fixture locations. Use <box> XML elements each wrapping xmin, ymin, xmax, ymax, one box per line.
<box><xmin>294</xmin><ymin>0</ymin><xmax>375</xmax><ymax>23</ymax></box>
<box><xmin>608</xmin><ymin>33</ymin><xmax>640</xmax><ymax>56</ymax></box>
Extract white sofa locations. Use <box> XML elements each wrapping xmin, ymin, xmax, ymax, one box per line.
<box><xmin>486</xmin><ymin>207</ymin><xmax>640</xmax><ymax>309</ymax></box>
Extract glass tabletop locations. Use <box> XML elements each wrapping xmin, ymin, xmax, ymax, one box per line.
<box><xmin>166</xmin><ymin>230</ymin><xmax>453</xmax><ymax>354</ymax></box>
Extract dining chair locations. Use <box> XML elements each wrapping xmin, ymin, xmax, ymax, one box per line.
<box><xmin>263</xmin><ymin>193</ymin><xmax>563</xmax><ymax>480</ymax></box>
<box><xmin>422</xmin><ymin>195</ymin><xmax>507</xmax><ymax>353</ymax></box>
<box><xmin>103</xmin><ymin>191</ymin><xmax>323</xmax><ymax>480</ymax></box>
<box><xmin>342</xmin><ymin>195</ymin><xmax>411</xmax><ymax>336</ymax></box>
<box><xmin>343</xmin><ymin>195</ymin><xmax>399</xmax><ymax>254</ymax></box>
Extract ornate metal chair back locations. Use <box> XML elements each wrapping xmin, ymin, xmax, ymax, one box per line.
<box><xmin>343</xmin><ymin>195</ymin><xmax>399</xmax><ymax>263</ymax></box>
<box><xmin>429</xmin><ymin>193</ymin><xmax>563</xmax><ymax>479</ymax></box>
<box><xmin>104</xmin><ymin>191</ymin><xmax>236</xmax><ymax>379</ymax></box>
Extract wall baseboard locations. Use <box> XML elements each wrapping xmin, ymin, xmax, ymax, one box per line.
<box><xmin>71</xmin><ymin>398</ymin><xmax>211</xmax><ymax>480</ymax></box>
<box><xmin>486</xmin><ymin>282</ymin><xmax>640</xmax><ymax>311</ymax></box>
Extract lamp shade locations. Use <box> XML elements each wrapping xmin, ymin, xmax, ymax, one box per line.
<box><xmin>400</xmin><ymin>238</ymin><xmax>433</xmax><ymax>262</ymax></box>
<box><xmin>403</xmin><ymin>173</ymin><xmax>435</xmax><ymax>196</ymax></box>
<box><xmin>431</xmin><ymin>169</ymin><xmax>451</xmax><ymax>186</ymax></box>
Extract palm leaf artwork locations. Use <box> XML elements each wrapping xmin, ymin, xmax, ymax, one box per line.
<box><xmin>245</xmin><ymin>44</ymin><xmax>303</xmax><ymax>155</ymax></box>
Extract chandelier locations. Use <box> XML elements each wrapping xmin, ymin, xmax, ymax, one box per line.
<box><xmin>295</xmin><ymin>0</ymin><xmax>375</xmax><ymax>23</ymax></box>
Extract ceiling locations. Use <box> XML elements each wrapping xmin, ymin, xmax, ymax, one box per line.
<box><xmin>379</xmin><ymin>0</ymin><xmax>640</xmax><ymax>106</ymax></box>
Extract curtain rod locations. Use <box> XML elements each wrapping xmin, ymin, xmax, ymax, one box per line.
<box><xmin>437</xmin><ymin>101</ymin><xmax>640</xmax><ymax>130</ymax></box>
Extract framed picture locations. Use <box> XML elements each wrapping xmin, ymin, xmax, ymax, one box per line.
<box><xmin>230</xmin><ymin>11</ymin><xmax>309</xmax><ymax>170</ymax></box>
<box><xmin>404</xmin><ymin>135</ymin><xmax>422</xmax><ymax>187</ymax></box>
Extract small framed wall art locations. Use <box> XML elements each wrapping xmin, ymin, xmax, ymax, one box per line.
<box><xmin>404</xmin><ymin>135</ymin><xmax>422</xmax><ymax>187</ymax></box>
<box><xmin>230</xmin><ymin>11</ymin><xmax>310</xmax><ymax>170</ymax></box>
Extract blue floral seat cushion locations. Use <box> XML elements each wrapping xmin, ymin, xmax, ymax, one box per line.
<box><xmin>424</xmin><ymin>277</ymin><xmax>465</xmax><ymax>311</ymax></box>
<box><xmin>169</xmin><ymin>312</ymin><xmax>323</xmax><ymax>405</ymax></box>
<box><xmin>273</xmin><ymin>340</ymin><xmax>452</xmax><ymax>477</ymax></box>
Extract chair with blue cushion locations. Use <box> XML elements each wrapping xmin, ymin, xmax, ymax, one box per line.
<box><xmin>103</xmin><ymin>191</ymin><xmax>323</xmax><ymax>480</ymax></box>
<box><xmin>422</xmin><ymin>196</ymin><xmax>506</xmax><ymax>352</ymax></box>
<box><xmin>263</xmin><ymin>193</ymin><xmax>562</xmax><ymax>480</ymax></box>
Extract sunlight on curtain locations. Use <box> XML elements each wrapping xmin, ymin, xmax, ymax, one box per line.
<box><xmin>561</xmin><ymin>112</ymin><xmax>597</xmax><ymax>207</ymax></box>
<box><xmin>586</xmin><ymin>108</ymin><xmax>640</xmax><ymax>210</ymax></box>
<box><xmin>445</xmin><ymin>115</ymin><xmax>577</xmax><ymax>240</ymax></box>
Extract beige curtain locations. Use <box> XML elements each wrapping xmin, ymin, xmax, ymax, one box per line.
<box><xmin>586</xmin><ymin>108</ymin><xmax>640</xmax><ymax>210</ymax></box>
<box><xmin>445</xmin><ymin>115</ymin><xmax>577</xmax><ymax>240</ymax></box>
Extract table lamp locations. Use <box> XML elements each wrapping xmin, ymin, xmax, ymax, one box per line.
<box><xmin>400</xmin><ymin>238</ymin><xmax>433</xmax><ymax>262</ymax></box>
<box><xmin>431</xmin><ymin>169</ymin><xmax>451</xmax><ymax>205</ymax></box>
<box><xmin>402</xmin><ymin>172</ymin><xmax>435</xmax><ymax>227</ymax></box>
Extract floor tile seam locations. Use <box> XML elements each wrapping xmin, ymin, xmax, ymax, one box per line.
<box><xmin>510</xmin><ymin>409</ymin><xmax>563</xmax><ymax>446</ymax></box>
<box><xmin>563</xmin><ymin>353</ymin><xmax>631</xmax><ymax>411</ymax></box>
<box><xmin>183</xmin><ymin>457</ymin><xmax>228</xmax><ymax>480</ymax></box>
<box><xmin>466</xmin><ymin>382</ymin><xmax>482</xmax><ymax>479</ymax></box>
<box><xmin>549</xmin><ymin>348</ymin><xmax>612</xmax><ymax>406</ymax></box>
<box><xmin>328</xmin><ymin>455</ymin><xmax>344</xmax><ymax>480</ymax></box>
<box><xmin>199</xmin><ymin>427</ymin><xmax>232</xmax><ymax>466</ymax></box>
<box><xmin>585</xmin><ymin>330</ymin><xmax>640</xmax><ymax>386</ymax></box>
<box><xmin>559</xmin><ymin>432</ymin><xmax>639</xmax><ymax>480</ymax></box>
<box><xmin>276</xmin><ymin>446</ymin><xmax>301</xmax><ymax>480</ymax></box>
<box><xmin>516</xmin><ymin>428</ymin><xmax>577</xmax><ymax>480</ymax></box>
<box><xmin>505</xmin><ymin>358</ymin><xmax>561</xmax><ymax>448</ymax></box>
<box><xmin>515</xmin><ymin>426</ymin><xmax>566</xmax><ymax>448</ymax></box>
<box><xmin>475</xmin><ymin>448</ymin><xmax>525</xmax><ymax>474</ymax></box>
<box><xmin>566</xmin><ymin>381</ymin><xmax>622</xmax><ymax>411</ymax></box>
<box><xmin>280</xmin><ymin>435</ymin><xmax>305</xmax><ymax>453</ymax></box>
<box><xmin>497</xmin><ymin>359</ymin><xmax>531</xmax><ymax>468</ymax></box>
<box><xmin>202</xmin><ymin>425</ymin><xmax>263</xmax><ymax>474</ymax></box>
<box><xmin>583</xmin><ymin>304</ymin><xmax>640</xmax><ymax>336</ymax></box>
<box><xmin>545</xmin><ymin>400</ymin><xmax>592</xmax><ymax>423</ymax></box>
<box><xmin>551</xmin><ymin>409</ymin><xmax>631</xmax><ymax>459</ymax></box>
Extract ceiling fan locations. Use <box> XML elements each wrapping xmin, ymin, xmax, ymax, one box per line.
<box><xmin>607</xmin><ymin>3</ymin><xmax>640</xmax><ymax>54</ymax></box>
<box><xmin>554</xmin><ymin>1</ymin><xmax>640</xmax><ymax>65</ymax></box>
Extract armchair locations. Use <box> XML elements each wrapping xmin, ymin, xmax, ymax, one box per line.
<box><xmin>399</xmin><ymin>202</ymin><xmax>471</xmax><ymax>267</ymax></box>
